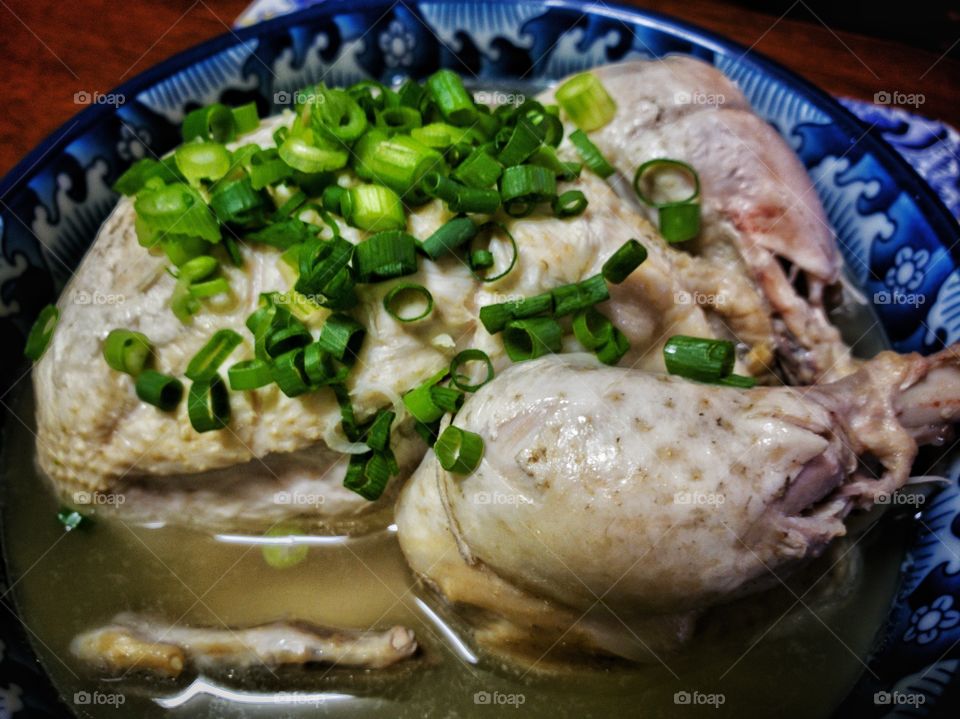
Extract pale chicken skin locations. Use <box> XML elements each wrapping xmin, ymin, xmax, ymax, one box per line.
<box><xmin>34</xmin><ymin>114</ymin><xmax>743</xmax><ymax>531</ymax></box>
<box><xmin>396</xmin><ymin>348</ymin><xmax>960</xmax><ymax>662</ymax></box>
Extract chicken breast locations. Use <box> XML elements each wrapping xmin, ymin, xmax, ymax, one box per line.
<box><xmin>396</xmin><ymin>347</ymin><xmax>960</xmax><ymax>663</ymax></box>
<box><xmin>34</xmin><ymin>115</ymin><xmax>746</xmax><ymax>531</ymax></box>
<box><xmin>542</xmin><ymin>58</ymin><xmax>855</xmax><ymax>382</ymax></box>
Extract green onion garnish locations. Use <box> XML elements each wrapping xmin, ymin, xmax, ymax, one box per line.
<box><xmin>596</xmin><ymin>327</ymin><xmax>629</xmax><ymax>365</ymax></box>
<box><xmin>134</xmin><ymin>182</ymin><xmax>220</xmax><ymax>243</ymax></box>
<box><xmin>430</xmin><ymin>385</ymin><xmax>465</xmax><ymax>414</ymax></box>
<box><xmin>57</xmin><ymin>507</ymin><xmax>91</xmax><ymax>532</ymax></box>
<box><xmin>435</xmin><ymin>425</ymin><xmax>484</xmax><ymax>475</ymax></box>
<box><xmin>500</xmin><ymin>164</ymin><xmax>557</xmax><ymax>217</ymax></box>
<box><xmin>113</xmin><ymin>158</ymin><xmax>181</xmax><ymax>196</ymax></box>
<box><xmin>354</xmin><ymin>131</ymin><xmax>444</xmax><ymax>202</ymax></box>
<box><xmin>175</xmin><ymin>141</ymin><xmax>231</xmax><ymax>185</ymax></box>
<box><xmin>568</xmin><ymin>129</ymin><xmax>615</xmax><ymax>179</ymax></box>
<box><xmin>249</xmin><ymin>149</ymin><xmax>293</xmax><ymax>189</ymax></box>
<box><xmin>102</xmin><ymin>329</ymin><xmax>152</xmax><ymax>376</ymax></box>
<box><xmin>720</xmin><ymin>374</ymin><xmax>758</xmax><ymax>388</ymax></box>
<box><xmin>426</xmin><ymin>70</ymin><xmax>478</xmax><ymax>126</ymax></box>
<box><xmin>469</xmin><ymin>249</ymin><xmax>494</xmax><ymax>270</ymax></box>
<box><xmin>502</xmin><ymin>317</ymin><xmax>562</xmax><ymax>362</ymax></box>
<box><xmin>179</xmin><ymin>255</ymin><xmax>218</xmax><ymax>283</ymax></box>
<box><xmin>344</xmin><ymin>184</ymin><xmax>406</xmax><ymax>232</ymax></box>
<box><xmin>453</xmin><ymin>150</ymin><xmax>502</xmax><ymax>188</ymax></box>
<box><xmin>231</xmin><ymin>102</ymin><xmax>260</xmax><ymax>135</ymax></box>
<box><xmin>135</xmin><ymin>370</ymin><xmax>184</xmax><ymax>411</ymax></box>
<box><xmin>228</xmin><ymin>359</ymin><xmax>273</xmax><ymax>390</ymax></box>
<box><xmin>572</xmin><ymin>307</ymin><xmax>614</xmax><ymax>350</ymax></box>
<box><xmin>185</xmin><ymin>329</ymin><xmax>243</xmax><ymax>381</ymax></box>
<box><xmin>633</xmin><ymin>159</ymin><xmax>701</xmax><ymax>243</ymax></box>
<box><xmin>551</xmin><ymin>274</ymin><xmax>609</xmax><ymax>317</ymax></box>
<box><xmin>479</xmin><ymin>292</ymin><xmax>553</xmax><ymax>334</ymax></box>
<box><xmin>182</xmin><ymin>103</ymin><xmax>236</xmax><ymax>143</ymax></box>
<box><xmin>279</xmin><ymin>130</ymin><xmax>348</xmax><ymax>173</ymax></box>
<box><xmin>271</xmin><ymin>348</ymin><xmax>312</xmax><ymax>397</ymax></box>
<box><xmin>450</xmin><ymin>349</ymin><xmax>494</xmax><ymax>392</ymax></box>
<box><xmin>470</xmin><ymin>223</ymin><xmax>518</xmax><ymax>283</ymax></box>
<box><xmin>376</xmin><ymin>106</ymin><xmax>423</xmax><ymax>135</ymax></box>
<box><xmin>419</xmin><ymin>216</ymin><xmax>477</xmax><ymax>260</ymax></box>
<box><xmin>303</xmin><ymin>344</ymin><xmax>347</xmax><ymax>386</ymax></box>
<box><xmin>383</xmin><ymin>283</ymin><xmax>434</xmax><ymax>322</ymax></box>
<box><xmin>187</xmin><ymin>373</ymin><xmax>230</xmax><ymax>432</ymax></box>
<box><xmin>555</xmin><ymin>72</ymin><xmax>617</xmax><ymax>131</ymax></box>
<box><xmin>209</xmin><ymin>177</ymin><xmax>263</xmax><ymax>223</ymax></box>
<box><xmin>24</xmin><ymin>304</ymin><xmax>59</xmax><ymax>361</ymax></box>
<box><xmin>602</xmin><ymin>239</ymin><xmax>648</xmax><ymax>284</ymax></box>
<box><xmin>552</xmin><ymin>189</ymin><xmax>588</xmax><ymax>218</ymax></box>
<box><xmin>403</xmin><ymin>369</ymin><xmax>449</xmax><ymax>423</ymax></box>
<box><xmin>264</xmin><ymin>325</ymin><xmax>311</xmax><ymax>358</ymax></box>
<box><xmin>317</xmin><ymin>314</ymin><xmax>365</xmax><ymax>364</ymax></box>
<box><xmin>343</xmin><ymin>452</ymin><xmax>392</xmax><ymax>501</ymax></box>
<box><xmin>365</xmin><ymin>410</ymin><xmax>396</xmax><ymax>453</ymax></box>
<box><xmin>261</xmin><ymin>525</ymin><xmax>309</xmax><ymax>569</ymax></box>
<box><xmin>663</xmin><ymin>335</ymin><xmax>735</xmax><ymax>383</ymax></box>
<box><xmin>310</xmin><ymin>86</ymin><xmax>369</xmax><ymax>142</ymax></box>
<box><xmin>354</xmin><ymin>231</ymin><xmax>419</xmax><ymax>283</ymax></box>
<box><xmin>188</xmin><ymin>277</ymin><xmax>230</xmax><ymax>299</ymax></box>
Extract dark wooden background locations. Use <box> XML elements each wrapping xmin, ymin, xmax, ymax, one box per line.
<box><xmin>1</xmin><ymin>0</ymin><xmax>957</xmax><ymax>177</ymax></box>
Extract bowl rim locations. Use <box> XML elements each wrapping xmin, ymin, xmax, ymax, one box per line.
<box><xmin>1</xmin><ymin>0</ymin><xmax>957</xmax><ymax>714</ymax></box>
<box><xmin>1</xmin><ymin>0</ymin><xmax>958</xmax><ymax>249</ymax></box>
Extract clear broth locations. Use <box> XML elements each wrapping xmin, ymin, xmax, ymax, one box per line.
<box><xmin>2</xmin><ymin>374</ymin><xmax>906</xmax><ymax>718</ymax></box>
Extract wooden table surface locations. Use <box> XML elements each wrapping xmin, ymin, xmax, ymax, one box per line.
<box><xmin>1</xmin><ymin>0</ymin><xmax>957</xmax><ymax>177</ymax></box>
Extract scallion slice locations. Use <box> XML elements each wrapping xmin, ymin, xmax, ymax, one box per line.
<box><xmin>228</xmin><ymin>358</ymin><xmax>273</xmax><ymax>390</ymax></box>
<box><xmin>383</xmin><ymin>283</ymin><xmax>433</xmax><ymax>322</ymax></box>
<box><xmin>426</xmin><ymin>70</ymin><xmax>478</xmax><ymax>126</ymax></box>
<box><xmin>502</xmin><ymin>317</ymin><xmax>562</xmax><ymax>361</ymax></box>
<box><xmin>720</xmin><ymin>374</ymin><xmax>757</xmax><ymax>389</ymax></box>
<box><xmin>365</xmin><ymin>410</ymin><xmax>395</xmax><ymax>453</ymax></box>
<box><xmin>596</xmin><ymin>327</ymin><xmax>629</xmax><ymax>365</ymax></box>
<box><xmin>343</xmin><ymin>451</ymin><xmax>392</xmax><ymax>501</ymax></box>
<box><xmin>231</xmin><ymin>102</ymin><xmax>260</xmax><ymax>134</ymax></box>
<box><xmin>450</xmin><ymin>349</ymin><xmax>494</xmax><ymax>392</ymax></box>
<box><xmin>453</xmin><ymin>150</ymin><xmax>502</xmax><ymax>188</ymax></box>
<box><xmin>188</xmin><ymin>277</ymin><xmax>230</xmax><ymax>299</ymax></box>
<box><xmin>552</xmin><ymin>189</ymin><xmax>588</xmax><ymax>218</ymax></box>
<box><xmin>470</xmin><ymin>223</ymin><xmax>518</xmax><ymax>283</ymax></box>
<box><xmin>658</xmin><ymin>202</ymin><xmax>701</xmax><ymax>243</ymax></box>
<box><xmin>572</xmin><ymin>307</ymin><xmax>614</xmax><ymax>350</ymax></box>
<box><xmin>134</xmin><ymin>182</ymin><xmax>220</xmax><ymax>243</ymax></box>
<box><xmin>499</xmin><ymin>164</ymin><xmax>557</xmax><ymax>217</ymax></box>
<box><xmin>478</xmin><ymin>292</ymin><xmax>553</xmax><ymax>334</ymax></box>
<box><xmin>602</xmin><ymin>239</ymin><xmax>648</xmax><ymax>283</ymax></box>
<box><xmin>175</xmin><ymin>141</ymin><xmax>231</xmax><ymax>185</ymax></box>
<box><xmin>185</xmin><ymin>329</ymin><xmax>243</xmax><ymax>381</ymax></box>
<box><xmin>279</xmin><ymin>130</ymin><xmax>348</xmax><ymax>173</ymax></box>
<box><xmin>317</xmin><ymin>314</ymin><xmax>365</xmax><ymax>364</ymax></box>
<box><xmin>555</xmin><ymin>72</ymin><xmax>617</xmax><ymax>131</ymax></box>
<box><xmin>24</xmin><ymin>305</ymin><xmax>59</xmax><ymax>361</ymax></box>
<box><xmin>103</xmin><ymin>329</ymin><xmax>152</xmax><ymax>375</ymax></box>
<box><xmin>179</xmin><ymin>255</ymin><xmax>218</xmax><ymax>283</ymax></box>
<box><xmin>435</xmin><ymin>425</ymin><xmax>484</xmax><ymax>475</ymax></box>
<box><xmin>551</xmin><ymin>274</ymin><xmax>610</xmax><ymax>317</ymax></box>
<box><xmin>182</xmin><ymin>103</ymin><xmax>236</xmax><ymax>143</ymax></box>
<box><xmin>271</xmin><ymin>347</ymin><xmax>312</xmax><ymax>397</ymax></box>
<box><xmin>429</xmin><ymin>385</ymin><xmax>465</xmax><ymax>414</ymax></box>
<box><xmin>569</xmin><ymin>129</ymin><xmax>615</xmax><ymax>179</ymax></box>
<box><xmin>402</xmin><ymin>369</ymin><xmax>448</xmax><ymax>423</ymax></box>
<box><xmin>345</xmin><ymin>184</ymin><xmax>406</xmax><ymax>232</ymax></box>
<box><xmin>303</xmin><ymin>343</ymin><xmax>347</xmax><ymax>386</ymax></box>
<box><xmin>135</xmin><ymin>370</ymin><xmax>184</xmax><ymax>411</ymax></box>
<box><xmin>187</xmin><ymin>374</ymin><xmax>230</xmax><ymax>432</ymax></box>
<box><xmin>419</xmin><ymin>216</ymin><xmax>477</xmax><ymax>260</ymax></box>
<box><xmin>663</xmin><ymin>335</ymin><xmax>735</xmax><ymax>382</ymax></box>
<box><xmin>354</xmin><ymin>231</ymin><xmax>419</xmax><ymax>283</ymax></box>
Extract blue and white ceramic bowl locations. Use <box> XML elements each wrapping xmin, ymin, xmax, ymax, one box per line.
<box><xmin>1</xmin><ymin>1</ymin><xmax>959</xmax><ymax>716</ymax></box>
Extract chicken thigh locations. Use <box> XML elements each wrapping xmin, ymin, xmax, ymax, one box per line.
<box><xmin>396</xmin><ymin>346</ymin><xmax>960</xmax><ymax>663</ymax></box>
